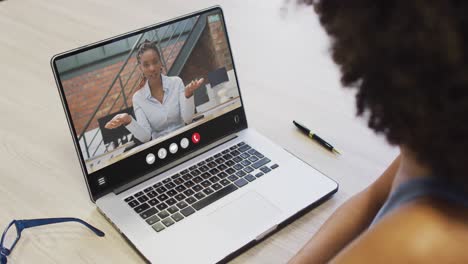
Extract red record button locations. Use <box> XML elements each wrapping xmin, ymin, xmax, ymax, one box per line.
<box><xmin>191</xmin><ymin>133</ymin><xmax>201</xmax><ymax>144</ymax></box>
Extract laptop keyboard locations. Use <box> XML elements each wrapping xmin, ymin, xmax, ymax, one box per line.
<box><xmin>123</xmin><ymin>142</ymin><xmax>279</xmax><ymax>233</ymax></box>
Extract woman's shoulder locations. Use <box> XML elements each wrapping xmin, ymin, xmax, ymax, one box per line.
<box><xmin>331</xmin><ymin>198</ymin><xmax>468</xmax><ymax>262</ymax></box>
<box><xmin>162</xmin><ymin>75</ymin><xmax>183</xmax><ymax>85</ymax></box>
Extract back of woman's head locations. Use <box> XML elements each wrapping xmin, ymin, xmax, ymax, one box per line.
<box><xmin>300</xmin><ymin>0</ymin><xmax>468</xmax><ymax>189</ymax></box>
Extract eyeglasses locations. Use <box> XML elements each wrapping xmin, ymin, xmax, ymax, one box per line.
<box><xmin>0</xmin><ymin>217</ymin><xmax>105</xmax><ymax>264</ymax></box>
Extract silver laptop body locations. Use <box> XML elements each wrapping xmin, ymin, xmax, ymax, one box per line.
<box><xmin>51</xmin><ymin>6</ymin><xmax>338</xmax><ymax>263</ymax></box>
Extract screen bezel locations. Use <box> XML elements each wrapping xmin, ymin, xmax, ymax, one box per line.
<box><xmin>50</xmin><ymin>6</ymin><xmax>248</xmax><ymax>201</ymax></box>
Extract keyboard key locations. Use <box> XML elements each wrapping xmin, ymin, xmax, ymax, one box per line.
<box><xmin>217</xmin><ymin>164</ymin><xmax>228</xmax><ymax>171</ymax></box>
<box><xmin>215</xmin><ymin>158</ymin><xmax>225</xmax><ymax>164</ymax></box>
<box><xmin>201</xmin><ymin>172</ymin><xmax>211</xmax><ymax>179</ymax></box>
<box><xmin>153</xmin><ymin>182</ymin><xmax>163</xmax><ymax>188</ymax></box>
<box><xmin>244</xmin><ymin>174</ymin><xmax>256</xmax><ymax>182</ymax></box>
<box><xmin>171</xmin><ymin>173</ymin><xmax>181</xmax><ymax>180</ymax></box>
<box><xmin>223</xmin><ymin>154</ymin><xmax>233</xmax><ymax>160</ymax></box>
<box><xmin>180</xmin><ymin>206</ymin><xmax>196</xmax><ymax>217</ymax></box>
<box><xmin>194</xmin><ymin>192</ymin><xmax>206</xmax><ymax>200</ymax></box>
<box><xmin>260</xmin><ymin>166</ymin><xmax>272</xmax><ymax>174</ymax></box>
<box><xmin>176</xmin><ymin>201</ymin><xmax>188</xmax><ymax>209</ymax></box>
<box><xmin>124</xmin><ymin>196</ymin><xmax>134</xmax><ymax>202</ymax></box>
<box><xmin>128</xmin><ymin>200</ymin><xmax>139</xmax><ymax>208</ymax></box>
<box><xmin>248</xmin><ymin>149</ymin><xmax>257</xmax><ymax>155</ymax></box>
<box><xmin>233</xmin><ymin>164</ymin><xmax>243</xmax><ymax>171</ymax></box>
<box><xmin>165</xmin><ymin>182</ymin><xmax>176</xmax><ymax>189</ymax></box>
<box><xmin>173</xmin><ymin>178</ymin><xmax>184</xmax><ymax>185</ymax></box>
<box><xmin>157</xmin><ymin>194</ymin><xmax>169</xmax><ymax>201</ymax></box>
<box><xmin>218</xmin><ymin>172</ymin><xmax>228</xmax><ymax>178</ymax></box>
<box><xmin>225</xmin><ymin>160</ymin><xmax>235</xmax><ymax>167</ymax></box>
<box><xmin>167</xmin><ymin>206</ymin><xmax>179</xmax><ymax>214</ymax></box>
<box><xmin>240</xmin><ymin>153</ymin><xmax>250</xmax><ymax>159</ymax></box>
<box><xmin>203</xmin><ymin>187</ymin><xmax>214</xmax><ymax>195</ymax></box>
<box><xmin>228</xmin><ymin>175</ymin><xmax>239</xmax><ymax>182</ymax></box>
<box><xmin>222</xmin><ymin>149</ymin><xmax>230</xmax><ymax>154</ymax></box>
<box><xmin>252</xmin><ymin>158</ymin><xmax>271</xmax><ymax>169</ymax></box>
<box><xmin>236</xmin><ymin>171</ymin><xmax>246</xmax><ymax>177</ymax></box>
<box><xmin>238</xmin><ymin>144</ymin><xmax>251</xmax><ymax>152</ymax></box>
<box><xmin>244</xmin><ymin>166</ymin><xmax>254</xmax><ymax>173</ymax></box>
<box><xmin>255</xmin><ymin>172</ymin><xmax>264</xmax><ymax>178</ymax></box>
<box><xmin>192</xmin><ymin>184</ymin><xmax>237</xmax><ymax>210</ymax></box>
<box><xmin>175</xmin><ymin>194</ymin><xmax>186</xmax><ymax>201</ymax></box>
<box><xmin>206</xmin><ymin>157</ymin><xmax>214</xmax><ymax>162</ymax></box>
<box><xmin>271</xmin><ymin>164</ymin><xmax>279</xmax><ymax>169</ymax></box>
<box><xmin>162</xmin><ymin>217</ymin><xmax>175</xmax><ymax>227</ymax></box>
<box><xmin>148</xmin><ymin>198</ymin><xmax>159</xmax><ymax>206</ymax></box>
<box><xmin>156</xmin><ymin>203</ymin><xmax>168</xmax><ymax>211</ymax></box>
<box><xmin>183</xmin><ymin>189</ymin><xmax>195</xmax><ymax>197</ymax></box>
<box><xmin>231</xmin><ymin>150</ymin><xmax>241</xmax><ymax>157</ymax></box>
<box><xmin>214</xmin><ymin>153</ymin><xmax>222</xmax><ymax>158</ymax></box>
<box><xmin>232</xmin><ymin>156</ymin><xmax>242</xmax><ymax>162</ymax></box>
<box><xmin>167</xmin><ymin>189</ymin><xmax>177</xmax><ymax>197</ymax></box>
<box><xmin>209</xmin><ymin>168</ymin><xmax>220</xmax><ymax>175</ymax></box>
<box><xmin>147</xmin><ymin>190</ymin><xmax>158</xmax><ymax>198</ymax></box>
<box><xmin>144</xmin><ymin>186</ymin><xmax>153</xmax><ymax>193</ymax></box>
<box><xmin>199</xmin><ymin>165</ymin><xmax>209</xmax><ymax>172</ymax></box>
<box><xmin>175</xmin><ymin>185</ymin><xmax>187</xmax><ymax>192</ymax></box>
<box><xmin>209</xmin><ymin>176</ymin><xmax>220</xmax><ymax>183</ymax></box>
<box><xmin>207</xmin><ymin>162</ymin><xmax>217</xmax><ymax>168</ymax></box>
<box><xmin>146</xmin><ymin>215</ymin><xmax>160</xmax><ymax>225</ymax></box>
<box><xmin>237</xmin><ymin>142</ymin><xmax>245</xmax><ymax>147</ymax></box>
<box><xmin>184</xmin><ymin>180</ymin><xmax>195</xmax><ymax>188</ymax></box>
<box><xmin>140</xmin><ymin>207</ymin><xmax>158</xmax><ymax>219</ymax></box>
<box><xmin>220</xmin><ymin>179</ymin><xmax>230</xmax><ymax>186</ymax></box>
<box><xmin>171</xmin><ymin>212</ymin><xmax>184</xmax><ymax>222</ymax></box>
<box><xmin>193</xmin><ymin>185</ymin><xmax>203</xmax><ymax>192</ymax></box>
<box><xmin>201</xmin><ymin>180</ymin><xmax>212</xmax><ymax>187</ymax></box>
<box><xmin>212</xmin><ymin>183</ymin><xmax>223</xmax><ymax>190</ymax></box>
<box><xmin>248</xmin><ymin>156</ymin><xmax>259</xmax><ymax>162</ymax></box>
<box><xmin>134</xmin><ymin>191</ymin><xmax>144</xmax><ymax>197</ymax></box>
<box><xmin>134</xmin><ymin>203</ymin><xmax>150</xmax><ymax>213</ymax></box>
<box><xmin>255</xmin><ymin>152</ymin><xmax>265</xmax><ymax>159</ymax></box>
<box><xmin>190</xmin><ymin>169</ymin><xmax>201</xmax><ymax>176</ymax></box>
<box><xmin>155</xmin><ymin>186</ymin><xmax>167</xmax><ymax>194</ymax></box>
<box><xmin>152</xmin><ymin>222</ymin><xmax>165</xmax><ymax>232</ymax></box>
<box><xmin>162</xmin><ymin>178</ymin><xmax>172</xmax><ymax>184</ymax></box>
<box><xmin>137</xmin><ymin>195</ymin><xmax>149</xmax><ymax>203</ymax></box>
<box><xmin>197</xmin><ymin>161</ymin><xmax>206</xmax><ymax>166</ymax></box>
<box><xmin>230</xmin><ymin>145</ymin><xmax>237</xmax><ymax>150</ymax></box>
<box><xmin>234</xmin><ymin>178</ymin><xmax>248</xmax><ymax>188</ymax></box>
<box><xmin>157</xmin><ymin>210</ymin><xmax>170</xmax><ymax>219</ymax></box>
<box><xmin>166</xmin><ymin>198</ymin><xmax>177</xmax><ymax>206</ymax></box>
<box><xmin>193</xmin><ymin>176</ymin><xmax>203</xmax><ymax>183</ymax></box>
<box><xmin>185</xmin><ymin>196</ymin><xmax>197</xmax><ymax>204</ymax></box>
<box><xmin>241</xmin><ymin>160</ymin><xmax>252</xmax><ymax>166</ymax></box>
<box><xmin>226</xmin><ymin>168</ymin><xmax>236</xmax><ymax>175</ymax></box>
<box><xmin>180</xmin><ymin>169</ymin><xmax>189</xmax><ymax>174</ymax></box>
<box><xmin>189</xmin><ymin>165</ymin><xmax>198</xmax><ymax>171</ymax></box>
<box><xmin>182</xmin><ymin>174</ymin><xmax>193</xmax><ymax>181</ymax></box>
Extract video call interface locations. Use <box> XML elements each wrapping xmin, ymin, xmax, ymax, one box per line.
<box><xmin>55</xmin><ymin>11</ymin><xmax>241</xmax><ymax>174</ymax></box>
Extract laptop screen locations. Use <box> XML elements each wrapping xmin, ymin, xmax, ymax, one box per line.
<box><xmin>51</xmin><ymin>7</ymin><xmax>247</xmax><ymax>199</ymax></box>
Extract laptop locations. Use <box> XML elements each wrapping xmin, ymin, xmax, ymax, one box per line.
<box><xmin>50</xmin><ymin>6</ymin><xmax>338</xmax><ymax>263</ymax></box>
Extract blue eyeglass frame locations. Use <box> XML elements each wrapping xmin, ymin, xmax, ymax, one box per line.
<box><xmin>0</xmin><ymin>217</ymin><xmax>105</xmax><ymax>264</ymax></box>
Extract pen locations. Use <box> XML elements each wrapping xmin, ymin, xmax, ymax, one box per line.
<box><xmin>293</xmin><ymin>120</ymin><xmax>341</xmax><ymax>155</ymax></box>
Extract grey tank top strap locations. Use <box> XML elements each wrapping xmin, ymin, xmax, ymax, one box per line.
<box><xmin>370</xmin><ymin>176</ymin><xmax>468</xmax><ymax>227</ymax></box>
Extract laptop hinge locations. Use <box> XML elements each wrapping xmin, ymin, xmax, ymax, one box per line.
<box><xmin>113</xmin><ymin>134</ymin><xmax>238</xmax><ymax>194</ymax></box>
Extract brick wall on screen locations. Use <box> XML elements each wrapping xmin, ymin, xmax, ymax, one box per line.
<box><xmin>179</xmin><ymin>18</ymin><xmax>234</xmax><ymax>85</ymax></box>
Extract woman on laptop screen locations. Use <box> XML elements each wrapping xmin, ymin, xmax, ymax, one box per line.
<box><xmin>289</xmin><ymin>0</ymin><xmax>468</xmax><ymax>263</ymax></box>
<box><xmin>105</xmin><ymin>40</ymin><xmax>204</xmax><ymax>143</ymax></box>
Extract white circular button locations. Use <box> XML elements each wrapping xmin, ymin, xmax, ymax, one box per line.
<box><xmin>169</xmin><ymin>143</ymin><xmax>178</xmax><ymax>154</ymax></box>
<box><xmin>146</xmin><ymin>153</ymin><xmax>156</xmax><ymax>164</ymax></box>
<box><xmin>158</xmin><ymin>148</ymin><xmax>167</xmax><ymax>159</ymax></box>
<box><xmin>180</xmin><ymin>138</ymin><xmax>189</xmax><ymax>149</ymax></box>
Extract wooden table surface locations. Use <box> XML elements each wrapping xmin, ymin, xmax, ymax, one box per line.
<box><xmin>0</xmin><ymin>0</ymin><xmax>398</xmax><ymax>263</ymax></box>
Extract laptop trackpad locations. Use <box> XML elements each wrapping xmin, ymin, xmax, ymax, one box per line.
<box><xmin>208</xmin><ymin>191</ymin><xmax>282</xmax><ymax>239</ymax></box>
